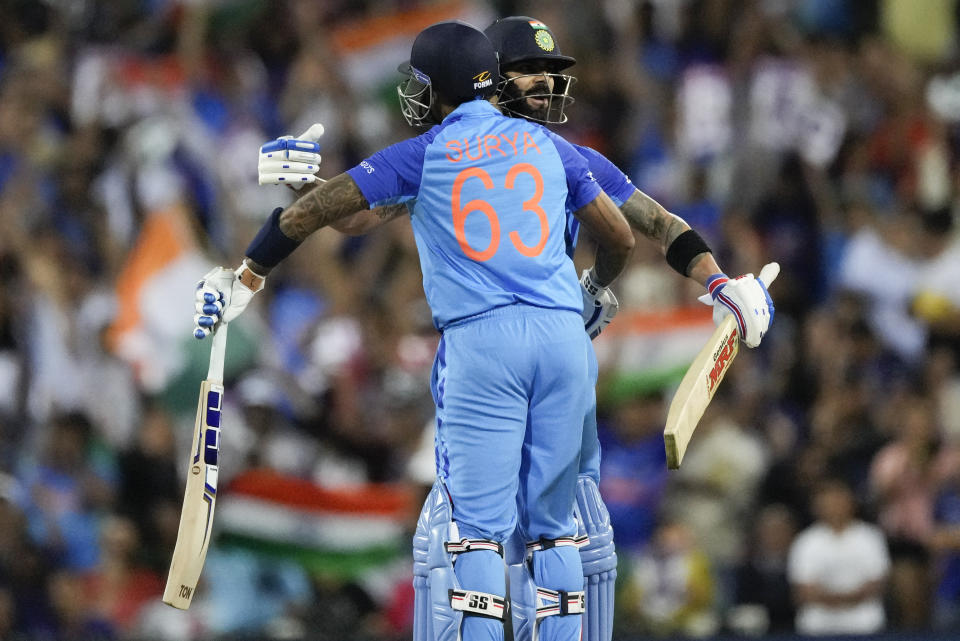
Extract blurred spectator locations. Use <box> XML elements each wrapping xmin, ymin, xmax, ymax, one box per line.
<box><xmin>16</xmin><ymin>412</ymin><xmax>115</xmax><ymax>572</ymax></box>
<box><xmin>190</xmin><ymin>548</ymin><xmax>313</xmax><ymax>638</ymax></box>
<box><xmin>596</xmin><ymin>392</ymin><xmax>669</xmax><ymax>552</ymax></box>
<box><xmin>232</xmin><ymin>370</ymin><xmax>319</xmax><ymax>477</ymax></box>
<box><xmin>0</xmin><ymin>474</ymin><xmax>52</xmax><ymax>637</ymax></box>
<box><xmin>808</xmin><ymin>375</ymin><xmax>884</xmax><ymax>493</ymax></box>
<box><xmin>788</xmin><ymin>478</ymin><xmax>890</xmax><ymax>635</ymax></box>
<box><xmin>310</xmin><ymin>294</ymin><xmax>436</xmax><ymax>483</ymax></box>
<box><xmin>929</xmin><ymin>444</ymin><xmax>960</xmax><ymax>631</ymax></box>
<box><xmin>730</xmin><ymin>503</ymin><xmax>798</xmax><ymax>635</ymax></box>
<box><xmin>662</xmin><ymin>394</ymin><xmax>770</xmax><ymax>608</ymax></box>
<box><xmin>117</xmin><ymin>402</ymin><xmax>181</xmax><ymax>572</ymax></box>
<box><xmin>137</xmin><ymin>547</ymin><xmax>314</xmax><ymax>640</ymax></box>
<box><xmin>913</xmin><ymin>206</ymin><xmax>960</xmax><ymax>359</ymax></box>
<box><xmin>48</xmin><ymin>569</ymin><xmax>115</xmax><ymax>640</ymax></box>
<box><xmin>83</xmin><ymin>515</ymin><xmax>164</xmax><ymax>635</ymax></box>
<box><xmin>869</xmin><ymin>391</ymin><xmax>940</xmax><ymax>628</ymax></box>
<box><xmin>837</xmin><ymin>201</ymin><xmax>925</xmax><ymax>362</ymax></box>
<box><xmin>750</xmin><ymin>153</ymin><xmax>825</xmax><ymax>317</ymax></box>
<box><xmin>618</xmin><ymin>518</ymin><xmax>716</xmax><ymax>637</ymax></box>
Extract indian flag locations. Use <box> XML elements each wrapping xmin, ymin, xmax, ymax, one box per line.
<box><xmin>332</xmin><ymin>1</ymin><xmax>493</xmax><ymax>92</ymax></box>
<box><xmin>106</xmin><ymin>204</ymin><xmax>210</xmax><ymax>393</ymax></box>
<box><xmin>216</xmin><ymin>470</ymin><xmax>417</xmax><ymax>579</ymax></box>
<box><xmin>528</xmin><ymin>20</ymin><xmax>549</xmax><ymax>29</ymax></box>
<box><xmin>593</xmin><ymin>306</ymin><xmax>716</xmax><ymax>401</ymax></box>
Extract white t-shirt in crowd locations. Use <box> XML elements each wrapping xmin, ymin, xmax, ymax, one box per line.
<box><xmin>787</xmin><ymin>520</ymin><xmax>890</xmax><ymax>635</ymax></box>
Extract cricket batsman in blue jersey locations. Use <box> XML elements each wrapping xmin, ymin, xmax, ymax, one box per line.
<box><xmin>250</xmin><ymin>15</ymin><xmax>778</xmax><ymax>641</ymax></box>
<box><xmin>193</xmin><ymin>20</ymin><xmax>636</xmax><ymax>641</ymax></box>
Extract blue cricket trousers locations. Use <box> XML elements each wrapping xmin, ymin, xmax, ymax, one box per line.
<box><xmin>432</xmin><ymin>303</ymin><xmax>590</xmax><ymax>542</ymax></box>
<box><xmin>432</xmin><ymin>303</ymin><xmax>590</xmax><ymax>641</ymax></box>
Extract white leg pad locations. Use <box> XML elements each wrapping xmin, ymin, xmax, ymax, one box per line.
<box><xmin>413</xmin><ymin>482</ymin><xmax>508</xmax><ymax>641</ymax></box>
<box><xmin>575</xmin><ymin>475</ymin><xmax>617</xmax><ymax>641</ymax></box>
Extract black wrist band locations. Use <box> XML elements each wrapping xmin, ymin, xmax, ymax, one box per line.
<box><xmin>665</xmin><ymin>229</ymin><xmax>712</xmax><ymax>276</ymax></box>
<box><xmin>245</xmin><ymin>207</ymin><xmax>302</xmax><ymax>269</ymax></box>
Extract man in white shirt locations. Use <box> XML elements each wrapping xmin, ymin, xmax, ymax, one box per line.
<box><xmin>787</xmin><ymin>479</ymin><xmax>890</xmax><ymax>635</ymax></box>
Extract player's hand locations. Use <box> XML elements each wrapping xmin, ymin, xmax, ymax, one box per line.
<box><xmin>258</xmin><ymin>123</ymin><xmax>325</xmax><ymax>189</ymax></box>
<box><xmin>698</xmin><ymin>262</ymin><xmax>779</xmax><ymax>348</ymax></box>
<box><xmin>580</xmin><ymin>268</ymin><xmax>620</xmax><ymax>339</ymax></box>
<box><xmin>193</xmin><ymin>263</ymin><xmax>264</xmax><ymax>338</ymax></box>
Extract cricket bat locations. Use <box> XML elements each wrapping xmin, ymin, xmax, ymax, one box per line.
<box><xmin>663</xmin><ymin>263</ymin><xmax>779</xmax><ymax>469</ymax></box>
<box><xmin>163</xmin><ymin>324</ymin><xmax>227</xmax><ymax>609</ymax></box>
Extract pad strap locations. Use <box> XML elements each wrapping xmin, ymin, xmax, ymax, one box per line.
<box><xmin>449</xmin><ymin>589</ymin><xmax>507</xmax><ymax>620</ymax></box>
<box><xmin>536</xmin><ymin>588</ymin><xmax>586</xmax><ymax>618</ymax></box>
<box><xmin>525</xmin><ymin>535</ymin><xmax>589</xmax><ymax>556</ymax></box>
<box><xmin>445</xmin><ymin>538</ymin><xmax>504</xmax><ymax>556</ymax></box>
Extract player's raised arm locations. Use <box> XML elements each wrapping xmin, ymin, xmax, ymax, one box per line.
<box><xmin>608</xmin><ymin>183</ymin><xmax>777</xmax><ymax>349</ymax></box>
<box><xmin>257</xmin><ymin>123</ymin><xmax>408</xmax><ymax>236</ymax></box>
<box><xmin>565</xmin><ymin>144</ymin><xmax>774</xmax><ymax>347</ymax></box>
<box><xmin>196</xmin><ymin>108</ymin><xmax>431</xmax><ymax>339</ymax></box>
<box><xmin>619</xmin><ymin>188</ymin><xmax>777</xmax><ymax>348</ymax></box>
<box><xmin>192</xmin><ymin>173</ymin><xmax>369</xmax><ymax>339</ymax></box>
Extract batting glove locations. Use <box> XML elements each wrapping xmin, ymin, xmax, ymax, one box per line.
<box><xmin>581</xmin><ymin>268</ymin><xmax>620</xmax><ymax>339</ymax></box>
<box><xmin>193</xmin><ymin>262</ymin><xmax>264</xmax><ymax>339</ymax></box>
<box><xmin>258</xmin><ymin>123</ymin><xmax>325</xmax><ymax>189</ymax></box>
<box><xmin>698</xmin><ymin>262</ymin><xmax>779</xmax><ymax>348</ymax></box>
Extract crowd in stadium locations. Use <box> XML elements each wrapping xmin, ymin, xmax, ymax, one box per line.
<box><xmin>0</xmin><ymin>0</ymin><xmax>959</xmax><ymax>639</ymax></box>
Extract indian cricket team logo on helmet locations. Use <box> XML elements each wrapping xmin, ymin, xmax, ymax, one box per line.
<box><xmin>534</xmin><ymin>29</ymin><xmax>555</xmax><ymax>52</ymax></box>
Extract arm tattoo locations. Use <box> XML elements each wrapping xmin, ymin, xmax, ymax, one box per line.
<box><xmin>619</xmin><ymin>190</ymin><xmax>689</xmax><ymax>253</ymax></box>
<box><xmin>278</xmin><ymin>173</ymin><xmax>370</xmax><ymax>242</ymax></box>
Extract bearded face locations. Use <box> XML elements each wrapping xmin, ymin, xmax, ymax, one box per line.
<box><xmin>497</xmin><ymin>63</ymin><xmax>575</xmax><ymax>124</ymax></box>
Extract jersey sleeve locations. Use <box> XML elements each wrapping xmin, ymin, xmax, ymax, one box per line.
<box><xmin>346</xmin><ymin>129</ymin><xmax>436</xmax><ymax>208</ymax></box>
<box><xmin>542</xmin><ymin>129</ymin><xmax>602</xmax><ymax>212</ymax></box>
<box><xmin>571</xmin><ymin>143</ymin><xmax>636</xmax><ymax>207</ymax></box>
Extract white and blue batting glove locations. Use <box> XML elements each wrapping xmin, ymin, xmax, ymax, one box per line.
<box><xmin>698</xmin><ymin>262</ymin><xmax>779</xmax><ymax>348</ymax></box>
<box><xmin>193</xmin><ymin>263</ymin><xmax>264</xmax><ymax>339</ymax></box>
<box><xmin>580</xmin><ymin>268</ymin><xmax>620</xmax><ymax>339</ymax></box>
<box><xmin>258</xmin><ymin>123</ymin><xmax>325</xmax><ymax>189</ymax></box>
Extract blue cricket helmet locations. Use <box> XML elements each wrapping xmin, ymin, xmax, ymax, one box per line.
<box><xmin>398</xmin><ymin>20</ymin><xmax>499</xmax><ymax>127</ymax></box>
<box><xmin>484</xmin><ymin>16</ymin><xmax>575</xmax><ymax>72</ymax></box>
<box><xmin>483</xmin><ymin>16</ymin><xmax>577</xmax><ymax>124</ymax></box>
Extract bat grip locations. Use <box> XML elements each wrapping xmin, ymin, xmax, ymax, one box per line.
<box><xmin>207</xmin><ymin>324</ymin><xmax>228</xmax><ymax>384</ymax></box>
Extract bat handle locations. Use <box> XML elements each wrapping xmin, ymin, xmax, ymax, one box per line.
<box><xmin>207</xmin><ymin>324</ymin><xmax>228</xmax><ymax>384</ymax></box>
<box><xmin>758</xmin><ymin>262</ymin><xmax>780</xmax><ymax>288</ymax></box>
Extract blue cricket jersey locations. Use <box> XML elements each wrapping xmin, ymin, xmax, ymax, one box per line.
<box><xmin>347</xmin><ymin>99</ymin><xmax>601</xmax><ymax>330</ymax></box>
<box><xmin>564</xmin><ymin>144</ymin><xmax>635</xmax><ymax>258</ymax></box>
